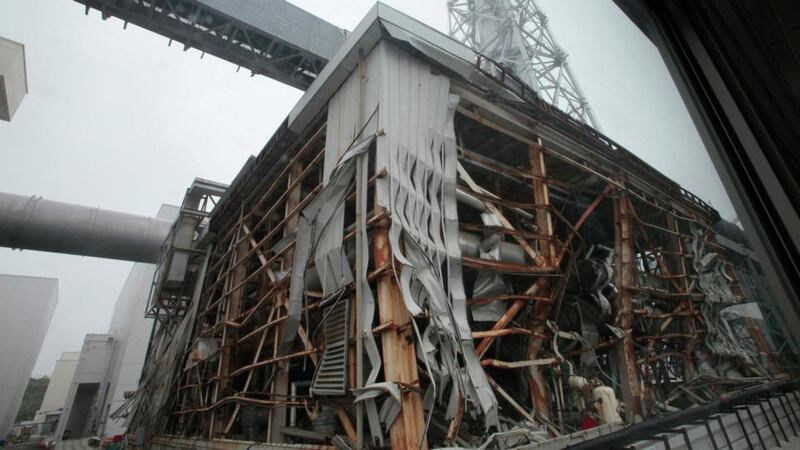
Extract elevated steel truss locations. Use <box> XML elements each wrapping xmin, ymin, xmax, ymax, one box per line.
<box><xmin>448</xmin><ymin>0</ymin><xmax>601</xmax><ymax>129</ymax></box>
<box><xmin>74</xmin><ymin>0</ymin><xmax>345</xmax><ymax>90</ymax></box>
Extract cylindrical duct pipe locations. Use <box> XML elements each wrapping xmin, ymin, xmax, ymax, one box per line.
<box><xmin>0</xmin><ymin>192</ymin><xmax>174</xmax><ymax>263</ymax></box>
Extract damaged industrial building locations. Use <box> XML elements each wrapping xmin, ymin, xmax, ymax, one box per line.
<box><xmin>3</xmin><ymin>0</ymin><xmax>800</xmax><ymax>449</ymax></box>
<box><xmin>93</xmin><ymin>5</ymin><xmax>794</xmax><ymax>449</ymax></box>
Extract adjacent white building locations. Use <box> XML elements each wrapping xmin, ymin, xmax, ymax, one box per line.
<box><xmin>0</xmin><ymin>36</ymin><xmax>27</xmax><ymax>121</ymax></box>
<box><xmin>53</xmin><ymin>204</ymin><xmax>178</xmax><ymax>439</ymax></box>
<box><xmin>100</xmin><ymin>253</ymin><xmax>171</xmax><ymax>436</ymax></box>
<box><xmin>55</xmin><ymin>334</ymin><xmax>115</xmax><ymax>439</ymax></box>
<box><xmin>0</xmin><ymin>275</ymin><xmax>58</xmax><ymax>437</ymax></box>
<box><xmin>33</xmin><ymin>352</ymin><xmax>80</xmax><ymax>434</ymax></box>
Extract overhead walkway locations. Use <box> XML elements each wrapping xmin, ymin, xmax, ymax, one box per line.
<box><xmin>73</xmin><ymin>0</ymin><xmax>346</xmax><ymax>90</ymax></box>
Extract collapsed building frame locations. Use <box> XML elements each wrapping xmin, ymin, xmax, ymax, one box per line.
<box><xmin>125</xmin><ymin>5</ymin><xmax>789</xmax><ymax>449</ymax></box>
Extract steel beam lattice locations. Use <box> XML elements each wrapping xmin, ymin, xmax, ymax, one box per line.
<box><xmin>447</xmin><ymin>0</ymin><xmax>601</xmax><ymax>129</ymax></box>
<box><xmin>74</xmin><ymin>0</ymin><xmax>346</xmax><ymax>90</ymax></box>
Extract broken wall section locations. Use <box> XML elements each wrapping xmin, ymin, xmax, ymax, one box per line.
<box><xmin>316</xmin><ymin>40</ymin><xmax>499</xmax><ymax>445</ymax></box>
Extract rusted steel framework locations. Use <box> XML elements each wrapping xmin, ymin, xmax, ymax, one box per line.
<box><xmin>133</xmin><ymin>112</ymin><xmax>781</xmax><ymax>446</ymax></box>
<box><xmin>125</xmin><ymin>8</ymin><xmax>789</xmax><ymax>448</ymax></box>
<box><xmin>175</xmin><ymin>125</ymin><xmax>328</xmax><ymax>439</ymax></box>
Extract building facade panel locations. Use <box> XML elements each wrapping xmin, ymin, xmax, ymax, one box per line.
<box><xmin>0</xmin><ymin>275</ymin><xmax>57</xmax><ymax>437</ymax></box>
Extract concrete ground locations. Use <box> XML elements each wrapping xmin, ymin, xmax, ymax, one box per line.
<box><xmin>54</xmin><ymin>439</ymin><xmax>93</xmax><ymax>450</ymax></box>
<box><xmin>5</xmin><ymin>441</ymin><xmax>41</xmax><ymax>450</ymax></box>
<box><xmin>784</xmin><ymin>435</ymin><xmax>800</xmax><ymax>450</ymax></box>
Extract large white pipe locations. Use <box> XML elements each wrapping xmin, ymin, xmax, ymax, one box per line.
<box><xmin>0</xmin><ymin>192</ymin><xmax>173</xmax><ymax>263</ymax></box>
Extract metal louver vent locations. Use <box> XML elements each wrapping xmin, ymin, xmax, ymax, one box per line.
<box><xmin>311</xmin><ymin>297</ymin><xmax>349</xmax><ymax>396</ymax></box>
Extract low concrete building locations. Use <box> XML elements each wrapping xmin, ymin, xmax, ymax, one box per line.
<box><xmin>55</xmin><ymin>335</ymin><xmax>115</xmax><ymax>440</ymax></box>
<box><xmin>33</xmin><ymin>352</ymin><xmax>80</xmax><ymax>435</ymax></box>
<box><xmin>0</xmin><ymin>275</ymin><xmax>58</xmax><ymax>437</ymax></box>
<box><xmin>0</xmin><ymin>36</ymin><xmax>27</xmax><ymax>121</ymax></box>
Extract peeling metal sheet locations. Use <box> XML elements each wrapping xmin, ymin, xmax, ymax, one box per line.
<box><xmin>352</xmin><ymin>382</ymin><xmax>402</xmax><ymax>446</ymax></box>
<box><xmin>472</xmin><ymin>212</ymin><xmax>510</xmax><ymax>322</ymax></box>
<box><xmin>721</xmin><ymin>303</ymin><xmax>764</xmax><ymax>320</ymax></box>
<box><xmin>281</xmin><ymin>137</ymin><xmax>374</xmax><ymax>356</ymax></box>
<box><xmin>472</xmin><ymin>270</ymin><xmax>508</xmax><ymax>322</ymax></box>
<box><xmin>373</xmin><ymin>42</ymin><xmax>498</xmax><ymax>428</ymax></box>
<box><xmin>292</xmin><ymin>40</ymin><xmax>499</xmax><ymax>440</ymax></box>
<box><xmin>311</xmin><ymin>297</ymin><xmax>349</xmax><ymax>396</ymax></box>
<box><xmin>320</xmin><ymin>44</ymin><xmax>389</xmax><ymax>444</ymax></box>
<box><xmin>688</xmin><ymin>226</ymin><xmax>764</xmax><ymax>375</ymax></box>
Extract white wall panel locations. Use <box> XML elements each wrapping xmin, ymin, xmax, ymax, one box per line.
<box><xmin>0</xmin><ymin>275</ymin><xmax>57</xmax><ymax>436</ymax></box>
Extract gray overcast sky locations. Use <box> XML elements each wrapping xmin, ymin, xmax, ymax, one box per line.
<box><xmin>0</xmin><ymin>0</ymin><xmax>735</xmax><ymax>376</ymax></box>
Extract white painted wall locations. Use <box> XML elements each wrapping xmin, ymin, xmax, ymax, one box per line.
<box><xmin>100</xmin><ymin>204</ymin><xmax>178</xmax><ymax>436</ymax></box>
<box><xmin>0</xmin><ymin>275</ymin><xmax>57</xmax><ymax>437</ymax></box>
<box><xmin>48</xmin><ymin>204</ymin><xmax>179</xmax><ymax>438</ymax></box>
<box><xmin>0</xmin><ymin>36</ymin><xmax>27</xmax><ymax>121</ymax></box>
<box><xmin>100</xmin><ymin>262</ymin><xmax>159</xmax><ymax>436</ymax></box>
<box><xmin>34</xmin><ymin>352</ymin><xmax>80</xmax><ymax>424</ymax></box>
<box><xmin>55</xmin><ymin>334</ymin><xmax>115</xmax><ymax>439</ymax></box>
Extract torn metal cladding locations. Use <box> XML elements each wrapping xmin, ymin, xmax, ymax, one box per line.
<box><xmin>122</xmin><ymin>4</ymin><xmax>791</xmax><ymax>449</ymax></box>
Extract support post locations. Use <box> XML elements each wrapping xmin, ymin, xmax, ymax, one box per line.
<box><xmin>267</xmin><ymin>162</ymin><xmax>302</xmax><ymax>442</ymax></box>
<box><xmin>211</xmin><ymin>230</ymin><xmax>248</xmax><ymax>437</ymax></box>
<box><xmin>744</xmin><ymin>318</ymin><xmax>783</xmax><ymax>375</ymax></box>
<box><xmin>354</xmin><ymin>48</ymin><xmax>366</xmax><ymax>450</ymax></box>
<box><xmin>665</xmin><ymin>212</ymin><xmax>697</xmax><ymax>378</ymax></box>
<box><xmin>614</xmin><ymin>187</ymin><xmax>643</xmax><ymax>422</ymax></box>
<box><xmin>355</xmin><ymin>154</ymin><xmax>365</xmax><ymax>450</ymax></box>
<box><xmin>526</xmin><ymin>141</ymin><xmax>554</xmax><ymax>421</ymax></box>
<box><xmin>373</xmin><ymin>208</ymin><xmax>428</xmax><ymax>450</ymax></box>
